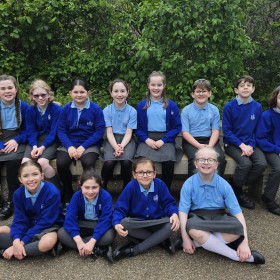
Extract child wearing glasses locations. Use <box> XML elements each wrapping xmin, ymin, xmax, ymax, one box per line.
<box><xmin>112</xmin><ymin>157</ymin><xmax>179</xmax><ymax>261</ymax></box>
<box><xmin>22</xmin><ymin>80</ymin><xmax>62</xmax><ymax>189</ymax></box>
<box><xmin>223</xmin><ymin>75</ymin><xmax>266</xmax><ymax>209</ymax></box>
<box><xmin>0</xmin><ymin>75</ymin><xmax>29</xmax><ymax>220</ymax></box>
<box><xmin>181</xmin><ymin>79</ymin><xmax>226</xmax><ymax>178</ymax></box>
<box><xmin>178</xmin><ymin>147</ymin><xmax>265</xmax><ymax>264</ymax></box>
<box><xmin>135</xmin><ymin>71</ymin><xmax>182</xmax><ymax>190</ymax></box>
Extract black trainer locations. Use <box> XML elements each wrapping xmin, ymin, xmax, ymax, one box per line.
<box><xmin>237</xmin><ymin>193</ymin><xmax>255</xmax><ymax>209</ymax></box>
<box><xmin>0</xmin><ymin>201</ymin><xmax>13</xmax><ymax>220</ymax></box>
<box><xmin>261</xmin><ymin>195</ymin><xmax>280</xmax><ymax>215</ymax></box>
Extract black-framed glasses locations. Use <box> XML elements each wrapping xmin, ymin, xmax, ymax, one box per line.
<box><xmin>32</xmin><ymin>93</ymin><xmax>48</xmax><ymax>100</ymax></box>
<box><xmin>134</xmin><ymin>171</ymin><xmax>155</xmax><ymax>177</ymax></box>
<box><xmin>196</xmin><ymin>158</ymin><xmax>217</xmax><ymax>165</ymax></box>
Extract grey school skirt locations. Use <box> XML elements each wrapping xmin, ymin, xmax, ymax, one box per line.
<box><xmin>102</xmin><ymin>133</ymin><xmax>136</xmax><ymax>162</ymax></box>
<box><xmin>186</xmin><ymin>209</ymin><xmax>244</xmax><ymax>236</ymax></box>
<box><xmin>23</xmin><ymin>134</ymin><xmax>58</xmax><ymax>160</ymax></box>
<box><xmin>121</xmin><ymin>217</ymin><xmax>170</xmax><ymax>230</ymax></box>
<box><xmin>31</xmin><ymin>224</ymin><xmax>60</xmax><ymax>241</ymax></box>
<box><xmin>135</xmin><ymin>132</ymin><xmax>183</xmax><ymax>162</ymax></box>
<box><xmin>0</xmin><ymin>130</ymin><xmax>26</xmax><ymax>161</ymax></box>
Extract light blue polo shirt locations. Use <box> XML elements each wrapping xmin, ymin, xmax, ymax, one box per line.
<box><xmin>0</xmin><ymin>100</ymin><xmax>18</xmax><ymax>129</ymax></box>
<box><xmin>147</xmin><ymin>98</ymin><xmax>166</xmax><ymax>131</ymax></box>
<box><xmin>25</xmin><ymin>181</ymin><xmax>44</xmax><ymax>206</ymax></box>
<box><xmin>181</xmin><ymin>101</ymin><xmax>220</xmax><ymax>137</ymax></box>
<box><xmin>139</xmin><ymin>180</ymin><xmax>155</xmax><ymax>197</ymax></box>
<box><xmin>84</xmin><ymin>195</ymin><xmax>99</xmax><ymax>220</ymax></box>
<box><xmin>71</xmin><ymin>98</ymin><xmax>90</xmax><ymax>123</ymax></box>
<box><xmin>103</xmin><ymin>102</ymin><xmax>137</xmax><ymax>134</ymax></box>
<box><xmin>179</xmin><ymin>173</ymin><xmax>241</xmax><ymax>216</ymax></box>
<box><xmin>236</xmin><ymin>96</ymin><xmax>253</xmax><ymax>105</ymax></box>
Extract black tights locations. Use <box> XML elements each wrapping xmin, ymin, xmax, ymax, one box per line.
<box><xmin>0</xmin><ymin>160</ymin><xmax>21</xmax><ymax>202</ymax></box>
<box><xmin>161</xmin><ymin>161</ymin><xmax>174</xmax><ymax>190</ymax></box>
<box><xmin>56</xmin><ymin>151</ymin><xmax>99</xmax><ymax>202</ymax></box>
<box><xmin>101</xmin><ymin>160</ymin><xmax>132</xmax><ymax>190</ymax></box>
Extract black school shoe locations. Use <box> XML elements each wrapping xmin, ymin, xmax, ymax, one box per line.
<box><xmin>93</xmin><ymin>246</ymin><xmax>114</xmax><ymax>263</ymax></box>
<box><xmin>251</xmin><ymin>250</ymin><xmax>265</xmax><ymax>264</ymax></box>
<box><xmin>113</xmin><ymin>243</ymin><xmax>134</xmax><ymax>261</ymax></box>
<box><xmin>237</xmin><ymin>193</ymin><xmax>255</xmax><ymax>209</ymax></box>
<box><xmin>0</xmin><ymin>201</ymin><xmax>13</xmax><ymax>220</ymax></box>
<box><xmin>261</xmin><ymin>195</ymin><xmax>280</xmax><ymax>216</ymax></box>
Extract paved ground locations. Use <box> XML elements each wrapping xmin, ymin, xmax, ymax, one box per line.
<box><xmin>0</xmin><ymin>184</ymin><xmax>279</xmax><ymax>280</ymax></box>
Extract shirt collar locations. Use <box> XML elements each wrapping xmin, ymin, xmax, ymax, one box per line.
<box><xmin>37</xmin><ymin>105</ymin><xmax>46</xmax><ymax>116</ymax></box>
<box><xmin>113</xmin><ymin>101</ymin><xmax>127</xmax><ymax>111</ymax></box>
<box><xmin>71</xmin><ymin>98</ymin><xmax>90</xmax><ymax>110</ymax></box>
<box><xmin>273</xmin><ymin>107</ymin><xmax>280</xmax><ymax>114</ymax></box>
<box><xmin>150</xmin><ymin>97</ymin><xmax>163</xmax><ymax>104</ymax></box>
<box><xmin>193</xmin><ymin>101</ymin><xmax>207</xmax><ymax>110</ymax></box>
<box><xmin>25</xmin><ymin>181</ymin><xmax>44</xmax><ymax>199</ymax></box>
<box><xmin>0</xmin><ymin>100</ymin><xmax>15</xmax><ymax>109</ymax></box>
<box><xmin>197</xmin><ymin>173</ymin><xmax>216</xmax><ymax>188</ymax></box>
<box><xmin>139</xmin><ymin>180</ymin><xmax>155</xmax><ymax>193</ymax></box>
<box><xmin>236</xmin><ymin>96</ymin><xmax>253</xmax><ymax>105</ymax></box>
<box><xmin>83</xmin><ymin>195</ymin><xmax>99</xmax><ymax>205</ymax></box>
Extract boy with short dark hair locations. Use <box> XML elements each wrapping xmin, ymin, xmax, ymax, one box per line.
<box><xmin>223</xmin><ymin>75</ymin><xmax>267</xmax><ymax>209</ymax></box>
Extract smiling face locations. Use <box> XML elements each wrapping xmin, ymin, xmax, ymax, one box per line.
<box><xmin>81</xmin><ymin>178</ymin><xmax>100</xmax><ymax>202</ymax></box>
<box><xmin>19</xmin><ymin>165</ymin><xmax>44</xmax><ymax>195</ymax></box>
<box><xmin>0</xmin><ymin>79</ymin><xmax>17</xmax><ymax>106</ymax></box>
<box><xmin>32</xmin><ymin>87</ymin><xmax>50</xmax><ymax>109</ymax></box>
<box><xmin>192</xmin><ymin>87</ymin><xmax>211</xmax><ymax>107</ymax></box>
<box><xmin>133</xmin><ymin>161</ymin><xmax>156</xmax><ymax>189</ymax></box>
<box><xmin>110</xmin><ymin>82</ymin><xmax>128</xmax><ymax>108</ymax></box>
<box><xmin>194</xmin><ymin>148</ymin><xmax>218</xmax><ymax>177</ymax></box>
<box><xmin>234</xmin><ymin>80</ymin><xmax>255</xmax><ymax>103</ymax></box>
<box><xmin>70</xmin><ymin>85</ymin><xmax>89</xmax><ymax>108</ymax></box>
<box><xmin>148</xmin><ymin>76</ymin><xmax>165</xmax><ymax>101</ymax></box>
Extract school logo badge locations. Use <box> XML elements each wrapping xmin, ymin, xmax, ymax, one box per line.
<box><xmin>153</xmin><ymin>195</ymin><xmax>158</xmax><ymax>202</ymax></box>
<box><xmin>87</xmin><ymin>121</ymin><xmax>93</xmax><ymax>126</ymax></box>
<box><xmin>48</xmin><ymin>114</ymin><xmax>51</xmax><ymax>120</ymax></box>
<box><xmin>251</xmin><ymin>114</ymin><xmax>255</xmax><ymax>120</ymax></box>
<box><xmin>41</xmin><ymin>204</ymin><xmax>45</xmax><ymax>209</ymax></box>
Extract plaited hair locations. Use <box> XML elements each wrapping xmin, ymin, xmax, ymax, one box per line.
<box><xmin>143</xmin><ymin>71</ymin><xmax>168</xmax><ymax>110</ymax></box>
<box><xmin>0</xmin><ymin>75</ymin><xmax>20</xmax><ymax>136</ymax></box>
<box><xmin>29</xmin><ymin>79</ymin><xmax>54</xmax><ymax>105</ymax></box>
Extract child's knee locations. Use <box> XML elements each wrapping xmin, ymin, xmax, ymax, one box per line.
<box><xmin>39</xmin><ymin>232</ymin><xmax>58</xmax><ymax>252</ymax></box>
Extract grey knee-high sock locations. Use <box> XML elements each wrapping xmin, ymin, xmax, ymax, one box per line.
<box><xmin>0</xmin><ymin>234</ymin><xmax>13</xmax><ymax>249</ymax></box>
<box><xmin>24</xmin><ymin>241</ymin><xmax>45</xmax><ymax>256</ymax></box>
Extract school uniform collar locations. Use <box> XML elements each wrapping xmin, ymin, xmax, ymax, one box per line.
<box><xmin>150</xmin><ymin>97</ymin><xmax>163</xmax><ymax>104</ymax></box>
<box><xmin>71</xmin><ymin>98</ymin><xmax>90</xmax><ymax>110</ymax></box>
<box><xmin>83</xmin><ymin>195</ymin><xmax>99</xmax><ymax>205</ymax></box>
<box><xmin>236</xmin><ymin>96</ymin><xmax>253</xmax><ymax>105</ymax></box>
<box><xmin>197</xmin><ymin>173</ymin><xmax>216</xmax><ymax>188</ymax></box>
<box><xmin>36</xmin><ymin>105</ymin><xmax>46</xmax><ymax>116</ymax></box>
<box><xmin>113</xmin><ymin>101</ymin><xmax>127</xmax><ymax>111</ymax></box>
<box><xmin>193</xmin><ymin>101</ymin><xmax>207</xmax><ymax>110</ymax></box>
<box><xmin>273</xmin><ymin>107</ymin><xmax>280</xmax><ymax>114</ymax></box>
<box><xmin>139</xmin><ymin>180</ymin><xmax>155</xmax><ymax>194</ymax></box>
<box><xmin>0</xmin><ymin>100</ymin><xmax>15</xmax><ymax>109</ymax></box>
<box><xmin>24</xmin><ymin>181</ymin><xmax>44</xmax><ymax>199</ymax></box>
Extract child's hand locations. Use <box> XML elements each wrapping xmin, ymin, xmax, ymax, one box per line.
<box><xmin>75</xmin><ymin>146</ymin><xmax>85</xmax><ymax>160</ymax></box>
<box><xmin>145</xmin><ymin>138</ymin><xmax>158</xmax><ymax>149</ymax></box>
<box><xmin>2</xmin><ymin>246</ymin><xmax>14</xmax><ymax>260</ymax></box>
<box><xmin>3</xmin><ymin>139</ymin><xmax>18</xmax><ymax>153</ymax></box>
<box><xmin>76</xmin><ymin>241</ymin><xmax>86</xmax><ymax>256</ymax></box>
<box><xmin>237</xmin><ymin>240</ymin><xmax>251</xmax><ymax>262</ymax></box>
<box><xmin>68</xmin><ymin>146</ymin><xmax>77</xmax><ymax>159</ymax></box>
<box><xmin>239</xmin><ymin>144</ymin><xmax>254</xmax><ymax>157</ymax></box>
<box><xmin>84</xmin><ymin>238</ymin><xmax>96</xmax><ymax>256</ymax></box>
<box><xmin>13</xmin><ymin>240</ymin><xmax>26</xmax><ymax>260</ymax></box>
<box><xmin>170</xmin><ymin>213</ymin><xmax>180</xmax><ymax>231</ymax></box>
<box><xmin>154</xmin><ymin>140</ymin><xmax>164</xmax><ymax>149</ymax></box>
<box><xmin>182</xmin><ymin>237</ymin><xmax>196</xmax><ymax>254</ymax></box>
<box><xmin>115</xmin><ymin>224</ymin><xmax>128</xmax><ymax>237</ymax></box>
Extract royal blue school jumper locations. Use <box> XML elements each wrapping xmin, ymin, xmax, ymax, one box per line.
<box><xmin>256</xmin><ymin>109</ymin><xmax>280</xmax><ymax>154</ymax></box>
<box><xmin>10</xmin><ymin>181</ymin><xmax>64</xmax><ymax>245</ymax></box>
<box><xmin>64</xmin><ymin>189</ymin><xmax>113</xmax><ymax>241</ymax></box>
<box><xmin>8</xmin><ymin>100</ymin><xmax>29</xmax><ymax>144</ymax></box>
<box><xmin>112</xmin><ymin>178</ymin><xmax>178</xmax><ymax>226</ymax></box>
<box><xmin>135</xmin><ymin>99</ymin><xmax>182</xmax><ymax>144</ymax></box>
<box><xmin>25</xmin><ymin>102</ymin><xmax>62</xmax><ymax>148</ymax></box>
<box><xmin>57</xmin><ymin>101</ymin><xmax>105</xmax><ymax>149</ymax></box>
<box><xmin>222</xmin><ymin>99</ymin><xmax>262</xmax><ymax>148</ymax></box>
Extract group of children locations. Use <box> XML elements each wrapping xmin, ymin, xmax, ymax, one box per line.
<box><xmin>0</xmin><ymin>71</ymin><xmax>279</xmax><ymax>264</ymax></box>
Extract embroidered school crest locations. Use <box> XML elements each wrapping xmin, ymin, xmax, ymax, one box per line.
<box><xmin>251</xmin><ymin>114</ymin><xmax>255</xmax><ymax>120</ymax></box>
<box><xmin>153</xmin><ymin>195</ymin><xmax>158</xmax><ymax>202</ymax></box>
<box><xmin>87</xmin><ymin>121</ymin><xmax>93</xmax><ymax>126</ymax></box>
<box><xmin>48</xmin><ymin>114</ymin><xmax>51</xmax><ymax>120</ymax></box>
<box><xmin>41</xmin><ymin>204</ymin><xmax>45</xmax><ymax>209</ymax></box>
